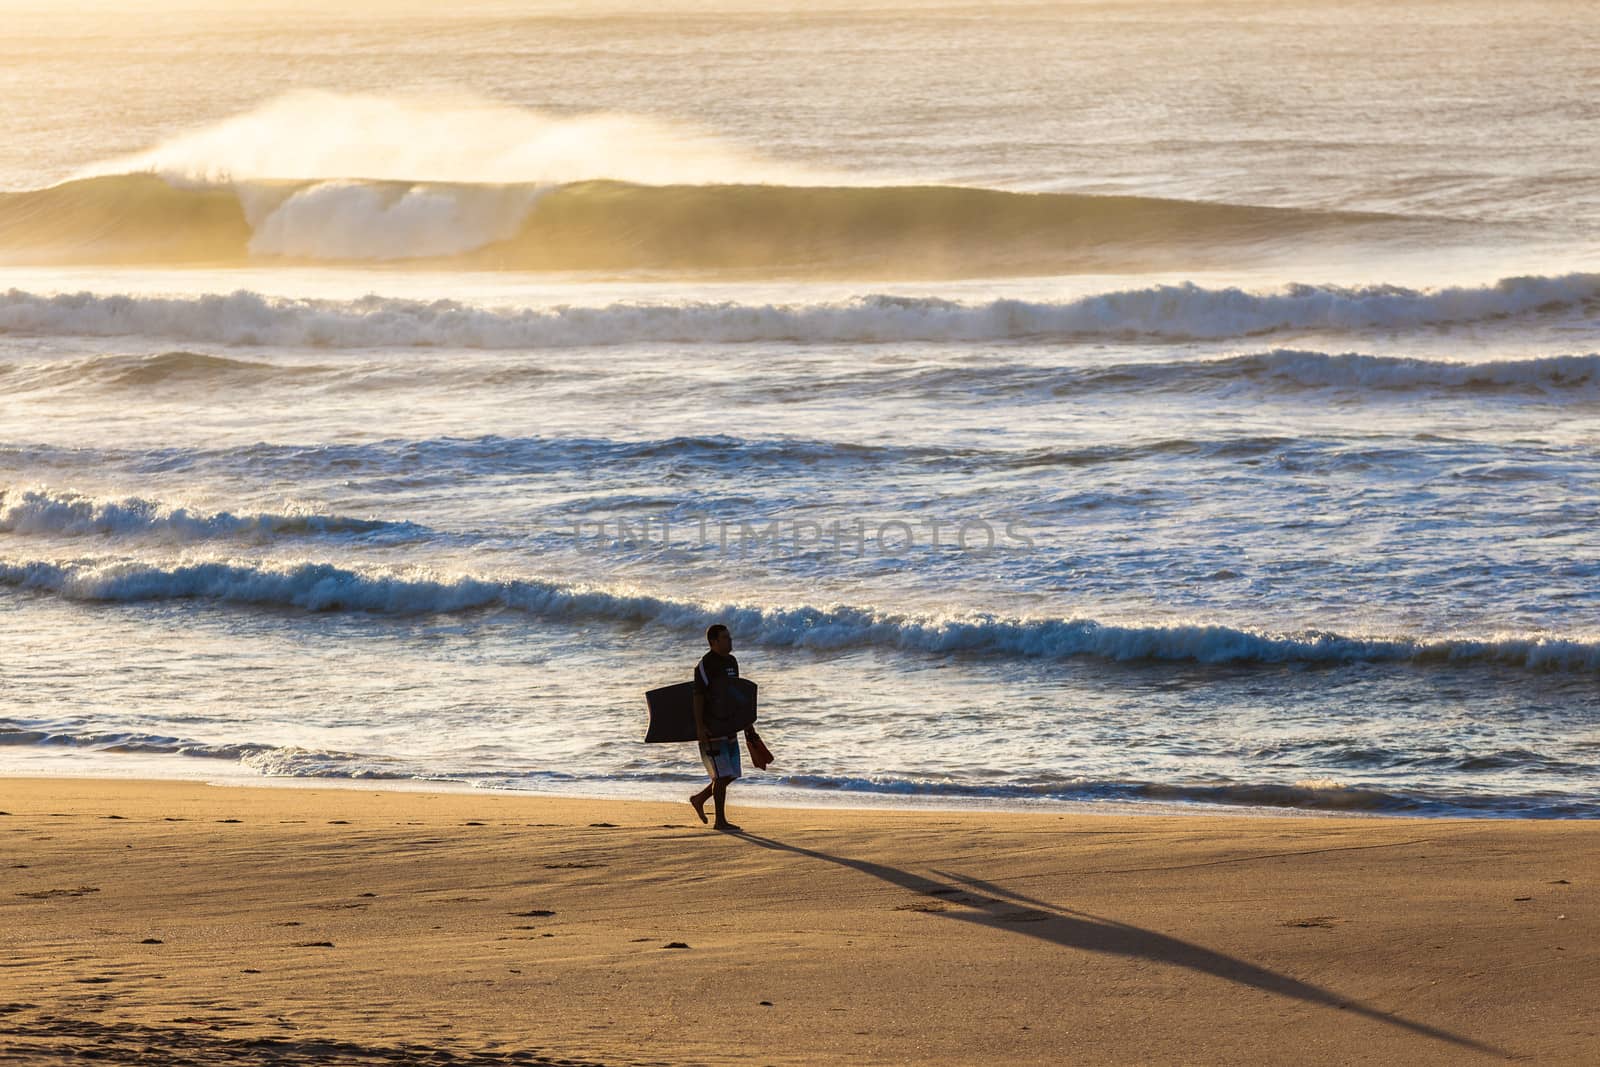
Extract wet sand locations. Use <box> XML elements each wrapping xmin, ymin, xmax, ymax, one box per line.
<box><xmin>1</xmin><ymin>778</ymin><xmax>1595</xmax><ymax>1064</ymax></box>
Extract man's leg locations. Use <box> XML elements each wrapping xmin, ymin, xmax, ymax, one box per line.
<box><xmin>712</xmin><ymin>776</ymin><xmax>738</xmax><ymax>831</ymax></box>
<box><xmin>690</xmin><ymin>779</ymin><xmax>713</xmax><ymax>824</ymax></box>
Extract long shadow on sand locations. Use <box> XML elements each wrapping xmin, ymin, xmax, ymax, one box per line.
<box><xmin>736</xmin><ymin>832</ymin><xmax>1503</xmax><ymax>1058</ymax></box>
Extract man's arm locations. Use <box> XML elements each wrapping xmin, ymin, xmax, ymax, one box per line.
<box><xmin>692</xmin><ymin>659</ymin><xmax>711</xmax><ymax>745</ymax></box>
<box><xmin>692</xmin><ymin>689</ymin><xmax>710</xmax><ymax>746</ymax></box>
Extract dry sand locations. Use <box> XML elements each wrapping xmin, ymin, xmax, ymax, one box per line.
<box><xmin>1</xmin><ymin>777</ymin><xmax>1595</xmax><ymax>1065</ymax></box>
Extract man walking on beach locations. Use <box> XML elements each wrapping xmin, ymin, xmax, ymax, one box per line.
<box><xmin>691</xmin><ymin>623</ymin><xmax>746</xmax><ymax>831</ymax></box>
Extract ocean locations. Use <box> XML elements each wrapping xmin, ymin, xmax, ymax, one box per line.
<box><xmin>2</xmin><ymin>0</ymin><xmax>1597</xmax><ymax>817</ymax></box>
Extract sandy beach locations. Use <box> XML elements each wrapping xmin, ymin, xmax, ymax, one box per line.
<box><xmin>0</xmin><ymin>779</ymin><xmax>1593</xmax><ymax>1064</ymax></box>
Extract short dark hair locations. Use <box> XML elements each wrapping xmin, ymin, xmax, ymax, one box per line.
<box><xmin>706</xmin><ymin>623</ymin><xmax>729</xmax><ymax>645</ymax></box>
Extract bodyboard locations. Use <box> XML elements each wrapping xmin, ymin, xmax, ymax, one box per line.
<box><xmin>644</xmin><ymin>677</ymin><xmax>758</xmax><ymax>743</ymax></box>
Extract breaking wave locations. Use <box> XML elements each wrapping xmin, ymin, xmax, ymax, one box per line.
<box><xmin>0</xmin><ymin>171</ymin><xmax>1405</xmax><ymax>275</ymax></box>
<box><xmin>3</xmin><ymin>555</ymin><xmax>1597</xmax><ymax>673</ymax></box>
<box><xmin>0</xmin><ymin>487</ymin><xmax>407</xmax><ymax>542</ymax></box>
<box><xmin>4</xmin><ymin>273</ymin><xmax>1596</xmax><ymax>349</ymax></box>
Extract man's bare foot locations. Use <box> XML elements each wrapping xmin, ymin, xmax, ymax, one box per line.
<box><xmin>713</xmin><ymin>821</ymin><xmax>742</xmax><ymax>833</ymax></box>
<box><xmin>690</xmin><ymin>795</ymin><xmax>708</xmax><ymax>824</ymax></box>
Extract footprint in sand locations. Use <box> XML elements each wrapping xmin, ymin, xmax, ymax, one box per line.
<box><xmin>999</xmin><ymin>909</ymin><xmax>1052</xmax><ymax>923</ymax></box>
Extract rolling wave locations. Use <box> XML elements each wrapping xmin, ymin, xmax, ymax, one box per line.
<box><xmin>9</xmin><ymin>346</ymin><xmax>1598</xmax><ymax>409</ymax></box>
<box><xmin>5</xmin><ymin>350</ymin><xmax>333</xmax><ymax>390</ymax></box>
<box><xmin>1073</xmin><ymin>349</ymin><xmax>1600</xmax><ymax>394</ymax></box>
<box><xmin>0</xmin><ymin>487</ymin><xmax>406</xmax><ymax>542</ymax></box>
<box><xmin>0</xmin><ymin>436</ymin><xmax>977</xmax><ymax>492</ymax></box>
<box><xmin>0</xmin><ymin>173</ymin><xmax>1406</xmax><ymax>275</ymax></box>
<box><xmin>852</xmin><ymin>350</ymin><xmax>1600</xmax><ymax>403</ymax></box>
<box><xmin>3</xmin><ymin>555</ymin><xmax>1597</xmax><ymax>672</ymax></box>
<box><xmin>4</xmin><ymin>430</ymin><xmax>1589</xmax><ymax>500</ymax></box>
<box><xmin>4</xmin><ymin>273</ymin><xmax>1596</xmax><ymax>349</ymax></box>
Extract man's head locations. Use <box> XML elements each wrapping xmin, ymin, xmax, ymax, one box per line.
<box><xmin>706</xmin><ymin>623</ymin><xmax>733</xmax><ymax>655</ymax></box>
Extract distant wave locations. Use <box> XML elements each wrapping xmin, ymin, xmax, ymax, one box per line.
<box><xmin>4</xmin><ymin>555</ymin><xmax>1598</xmax><ymax>673</ymax></box>
<box><xmin>858</xmin><ymin>350</ymin><xmax>1600</xmax><ymax>403</ymax></box>
<box><xmin>4</xmin><ymin>273</ymin><xmax>1597</xmax><ymax>350</ymax></box>
<box><xmin>4</xmin><ymin>350</ymin><xmax>336</xmax><ymax>391</ymax></box>
<box><xmin>3</xmin><ymin>429</ymin><xmax>1589</xmax><ymax>497</ymax></box>
<box><xmin>7</xmin><ymin>347</ymin><xmax>1598</xmax><ymax>410</ymax></box>
<box><xmin>0</xmin><ymin>172</ymin><xmax>1410</xmax><ymax>275</ymax></box>
<box><xmin>0</xmin><ymin>435</ymin><xmax>950</xmax><ymax>485</ymax></box>
<box><xmin>0</xmin><ymin>487</ymin><xmax>406</xmax><ymax>542</ymax></box>
<box><xmin>1227</xmin><ymin>350</ymin><xmax>1600</xmax><ymax>391</ymax></box>
<box><xmin>82</xmin><ymin>350</ymin><xmax>325</xmax><ymax>387</ymax></box>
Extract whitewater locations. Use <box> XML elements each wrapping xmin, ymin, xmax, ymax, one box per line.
<box><xmin>2</xmin><ymin>0</ymin><xmax>1597</xmax><ymax>817</ymax></box>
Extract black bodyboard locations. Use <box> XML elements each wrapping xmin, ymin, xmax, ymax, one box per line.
<box><xmin>644</xmin><ymin>677</ymin><xmax>758</xmax><ymax>743</ymax></box>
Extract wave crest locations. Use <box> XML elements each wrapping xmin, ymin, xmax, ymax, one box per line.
<box><xmin>3</xmin><ymin>555</ymin><xmax>1597</xmax><ymax>673</ymax></box>
<box><xmin>1</xmin><ymin>171</ymin><xmax>1402</xmax><ymax>275</ymax></box>
<box><xmin>3</xmin><ymin>273</ymin><xmax>1595</xmax><ymax>349</ymax></box>
<box><xmin>0</xmin><ymin>487</ymin><xmax>402</xmax><ymax>542</ymax></box>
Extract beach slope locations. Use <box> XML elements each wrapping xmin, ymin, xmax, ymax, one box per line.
<box><xmin>1</xmin><ymin>779</ymin><xmax>1595</xmax><ymax>1064</ymax></box>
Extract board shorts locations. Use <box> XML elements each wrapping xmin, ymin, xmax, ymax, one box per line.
<box><xmin>700</xmin><ymin>737</ymin><xmax>742</xmax><ymax>781</ymax></box>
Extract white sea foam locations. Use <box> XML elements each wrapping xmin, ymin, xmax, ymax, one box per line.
<box><xmin>2</xmin><ymin>273</ymin><xmax>1596</xmax><ymax>349</ymax></box>
<box><xmin>241</xmin><ymin>181</ymin><xmax>544</xmax><ymax>261</ymax></box>
<box><xmin>4</xmin><ymin>555</ymin><xmax>1597</xmax><ymax>672</ymax></box>
<box><xmin>0</xmin><ymin>487</ymin><xmax>398</xmax><ymax>542</ymax></box>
